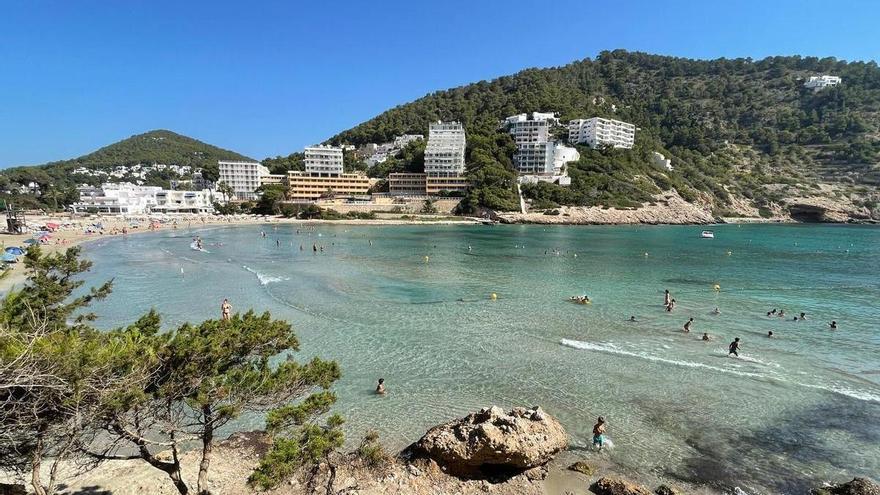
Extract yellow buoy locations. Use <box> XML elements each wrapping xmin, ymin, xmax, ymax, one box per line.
<box><xmin>490</xmin><ymin>293</ymin><xmax>498</xmax><ymax>300</ymax></box>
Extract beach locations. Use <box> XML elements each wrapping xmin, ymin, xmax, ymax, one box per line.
<box><xmin>54</xmin><ymin>221</ymin><xmax>880</xmax><ymax>494</ymax></box>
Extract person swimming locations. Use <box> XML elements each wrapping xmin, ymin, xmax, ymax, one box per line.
<box><xmin>592</xmin><ymin>416</ymin><xmax>607</xmax><ymax>450</ymax></box>
<box><xmin>629</xmin><ymin>315</ymin><xmax>637</xmax><ymax>322</ymax></box>
<box><xmin>683</xmin><ymin>317</ymin><xmax>694</xmax><ymax>333</ymax></box>
<box><xmin>829</xmin><ymin>320</ymin><xmax>838</xmax><ymax>330</ymax></box>
<box><xmin>728</xmin><ymin>337</ymin><xmax>741</xmax><ymax>357</ymax></box>
<box><xmin>375</xmin><ymin>378</ymin><xmax>386</xmax><ymax>395</ymax></box>
<box><xmin>712</xmin><ymin>307</ymin><xmax>721</xmax><ymax>315</ymax></box>
<box><xmin>799</xmin><ymin>312</ymin><xmax>807</xmax><ymax>320</ymax></box>
<box><xmin>702</xmin><ymin>332</ymin><xmax>710</xmax><ymax>341</ymax></box>
<box><xmin>768</xmin><ymin>331</ymin><xmax>774</xmax><ymax>338</ymax></box>
<box><xmin>778</xmin><ymin>310</ymin><xmax>785</xmax><ymax>318</ymax></box>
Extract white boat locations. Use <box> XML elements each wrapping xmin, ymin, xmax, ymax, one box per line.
<box><xmin>701</xmin><ymin>230</ymin><xmax>715</xmax><ymax>239</ymax></box>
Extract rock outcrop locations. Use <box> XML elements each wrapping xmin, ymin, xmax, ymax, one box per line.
<box><xmin>591</xmin><ymin>476</ymin><xmax>654</xmax><ymax>495</ymax></box>
<box><xmin>813</xmin><ymin>478</ymin><xmax>880</xmax><ymax>495</ymax></box>
<box><xmin>407</xmin><ymin>406</ymin><xmax>567</xmax><ymax>477</ymax></box>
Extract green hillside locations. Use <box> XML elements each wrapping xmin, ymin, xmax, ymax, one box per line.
<box><xmin>331</xmin><ymin>50</ymin><xmax>880</xmax><ymax>214</ymax></box>
<box><xmin>1</xmin><ymin>130</ymin><xmax>251</xmax><ymax>209</ymax></box>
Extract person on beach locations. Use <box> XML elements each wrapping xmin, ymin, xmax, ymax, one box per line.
<box><xmin>375</xmin><ymin>378</ymin><xmax>386</xmax><ymax>395</ymax></box>
<box><xmin>664</xmin><ymin>289</ymin><xmax>671</xmax><ymax>306</ymax></box>
<box><xmin>221</xmin><ymin>299</ymin><xmax>232</xmax><ymax>321</ymax></box>
<box><xmin>592</xmin><ymin>417</ymin><xmax>607</xmax><ymax>450</ymax></box>
<box><xmin>702</xmin><ymin>332</ymin><xmax>710</xmax><ymax>341</ymax></box>
<box><xmin>683</xmin><ymin>317</ymin><xmax>694</xmax><ymax>333</ymax></box>
<box><xmin>728</xmin><ymin>337</ymin><xmax>741</xmax><ymax>357</ymax></box>
<box><xmin>829</xmin><ymin>321</ymin><xmax>838</xmax><ymax>330</ymax></box>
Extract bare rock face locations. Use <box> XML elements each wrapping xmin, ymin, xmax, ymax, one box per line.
<box><xmin>813</xmin><ymin>478</ymin><xmax>880</xmax><ymax>495</ymax></box>
<box><xmin>591</xmin><ymin>477</ymin><xmax>654</xmax><ymax>495</ymax></box>
<box><xmin>407</xmin><ymin>406</ymin><xmax>567</xmax><ymax>477</ymax></box>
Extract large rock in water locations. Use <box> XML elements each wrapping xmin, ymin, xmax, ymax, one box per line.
<box><xmin>813</xmin><ymin>478</ymin><xmax>880</xmax><ymax>495</ymax></box>
<box><xmin>408</xmin><ymin>406</ymin><xmax>567</xmax><ymax>476</ymax></box>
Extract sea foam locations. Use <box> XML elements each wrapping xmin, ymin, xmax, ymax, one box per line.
<box><xmin>243</xmin><ymin>266</ymin><xmax>288</xmax><ymax>285</ymax></box>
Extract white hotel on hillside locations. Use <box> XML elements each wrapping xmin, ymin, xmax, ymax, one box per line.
<box><xmin>506</xmin><ymin>112</ymin><xmax>579</xmax><ymax>185</ymax></box>
<box><xmin>569</xmin><ymin>117</ymin><xmax>635</xmax><ymax>149</ymax></box>
<box><xmin>804</xmin><ymin>75</ymin><xmax>841</xmax><ymax>91</ymax></box>
<box><xmin>218</xmin><ymin>160</ymin><xmax>272</xmax><ymax>200</ymax></box>
<box><xmin>423</xmin><ymin>121</ymin><xmax>469</xmax><ymax>194</ymax></box>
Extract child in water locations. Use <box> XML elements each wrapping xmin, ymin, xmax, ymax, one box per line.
<box><xmin>592</xmin><ymin>416</ymin><xmax>607</xmax><ymax>450</ymax></box>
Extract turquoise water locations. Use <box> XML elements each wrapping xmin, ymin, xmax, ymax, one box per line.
<box><xmin>78</xmin><ymin>224</ymin><xmax>880</xmax><ymax>493</ymax></box>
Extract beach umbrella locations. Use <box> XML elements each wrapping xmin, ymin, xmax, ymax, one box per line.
<box><xmin>4</xmin><ymin>247</ymin><xmax>25</xmax><ymax>255</ymax></box>
<box><xmin>2</xmin><ymin>253</ymin><xmax>18</xmax><ymax>263</ymax></box>
<box><xmin>23</xmin><ymin>239</ymin><xmax>39</xmax><ymax>245</ymax></box>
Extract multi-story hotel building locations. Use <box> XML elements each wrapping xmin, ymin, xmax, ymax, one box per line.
<box><xmin>70</xmin><ymin>183</ymin><xmax>214</xmax><ymax>214</ymax></box>
<box><xmin>568</xmin><ymin>117</ymin><xmax>635</xmax><ymax>149</ymax></box>
<box><xmin>304</xmin><ymin>145</ymin><xmax>344</xmax><ymax>175</ymax></box>
<box><xmin>388</xmin><ymin>173</ymin><xmax>428</xmax><ymax>196</ymax></box>
<box><xmin>218</xmin><ymin>160</ymin><xmax>271</xmax><ymax>200</ymax></box>
<box><xmin>804</xmin><ymin>75</ymin><xmax>842</xmax><ymax>90</ymax></box>
<box><xmin>286</xmin><ymin>171</ymin><xmax>371</xmax><ymax>201</ymax></box>
<box><xmin>425</xmin><ymin>121</ymin><xmax>466</xmax><ymax>175</ymax></box>
<box><xmin>286</xmin><ymin>144</ymin><xmax>370</xmax><ymax>201</ymax></box>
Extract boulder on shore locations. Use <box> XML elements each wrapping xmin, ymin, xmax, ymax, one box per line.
<box><xmin>591</xmin><ymin>476</ymin><xmax>654</xmax><ymax>495</ymax></box>
<box><xmin>813</xmin><ymin>478</ymin><xmax>880</xmax><ymax>495</ymax></box>
<box><xmin>406</xmin><ymin>405</ymin><xmax>567</xmax><ymax>477</ymax></box>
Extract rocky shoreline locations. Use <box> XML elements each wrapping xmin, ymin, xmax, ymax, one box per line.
<box><xmin>9</xmin><ymin>406</ymin><xmax>876</xmax><ymax>495</ymax></box>
<box><xmin>496</xmin><ymin>189</ymin><xmax>878</xmax><ymax>225</ymax></box>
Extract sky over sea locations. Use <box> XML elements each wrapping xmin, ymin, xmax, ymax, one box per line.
<box><xmin>1</xmin><ymin>0</ymin><xmax>878</xmax><ymax>167</ymax></box>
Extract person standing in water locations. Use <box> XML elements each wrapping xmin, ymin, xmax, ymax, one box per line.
<box><xmin>664</xmin><ymin>289</ymin><xmax>671</xmax><ymax>306</ymax></box>
<box><xmin>221</xmin><ymin>299</ymin><xmax>232</xmax><ymax>321</ymax></box>
<box><xmin>375</xmin><ymin>378</ymin><xmax>386</xmax><ymax>395</ymax></box>
<box><xmin>728</xmin><ymin>337</ymin><xmax>741</xmax><ymax>357</ymax></box>
<box><xmin>702</xmin><ymin>332</ymin><xmax>710</xmax><ymax>341</ymax></box>
<box><xmin>829</xmin><ymin>321</ymin><xmax>838</xmax><ymax>330</ymax></box>
<box><xmin>683</xmin><ymin>317</ymin><xmax>694</xmax><ymax>333</ymax></box>
<box><xmin>592</xmin><ymin>416</ymin><xmax>607</xmax><ymax>450</ymax></box>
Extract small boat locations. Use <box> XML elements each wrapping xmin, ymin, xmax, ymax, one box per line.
<box><xmin>701</xmin><ymin>230</ymin><xmax>715</xmax><ymax>239</ymax></box>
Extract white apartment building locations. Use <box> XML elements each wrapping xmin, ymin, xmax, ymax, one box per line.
<box><xmin>804</xmin><ymin>75</ymin><xmax>842</xmax><ymax>90</ymax></box>
<box><xmin>70</xmin><ymin>183</ymin><xmax>162</xmax><ymax>214</ymax></box>
<box><xmin>424</xmin><ymin>121</ymin><xmax>466</xmax><ymax>176</ymax></box>
<box><xmin>515</xmin><ymin>142</ymin><xmax>556</xmax><ymax>175</ymax></box>
<box><xmin>152</xmin><ymin>190</ymin><xmax>215</xmax><ymax>214</ymax></box>
<box><xmin>507</xmin><ymin>113</ymin><xmax>575</xmax><ymax>176</ymax></box>
<box><xmin>569</xmin><ymin>117</ymin><xmax>635</xmax><ymax>149</ymax></box>
<box><xmin>218</xmin><ymin>160</ymin><xmax>270</xmax><ymax>200</ymax></box>
<box><xmin>304</xmin><ymin>145</ymin><xmax>344</xmax><ymax>176</ymax></box>
<box><xmin>392</xmin><ymin>134</ymin><xmax>424</xmax><ymax>148</ymax></box>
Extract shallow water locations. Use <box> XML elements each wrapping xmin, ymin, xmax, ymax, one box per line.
<box><xmin>79</xmin><ymin>224</ymin><xmax>880</xmax><ymax>493</ymax></box>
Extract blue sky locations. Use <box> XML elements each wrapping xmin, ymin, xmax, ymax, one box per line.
<box><xmin>1</xmin><ymin>0</ymin><xmax>878</xmax><ymax>168</ymax></box>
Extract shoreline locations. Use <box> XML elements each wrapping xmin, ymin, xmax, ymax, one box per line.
<box><xmin>3</xmin><ymin>212</ymin><xmax>875</xmax><ymax>294</ymax></box>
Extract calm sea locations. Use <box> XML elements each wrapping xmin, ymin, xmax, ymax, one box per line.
<box><xmin>78</xmin><ymin>224</ymin><xmax>880</xmax><ymax>493</ymax></box>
